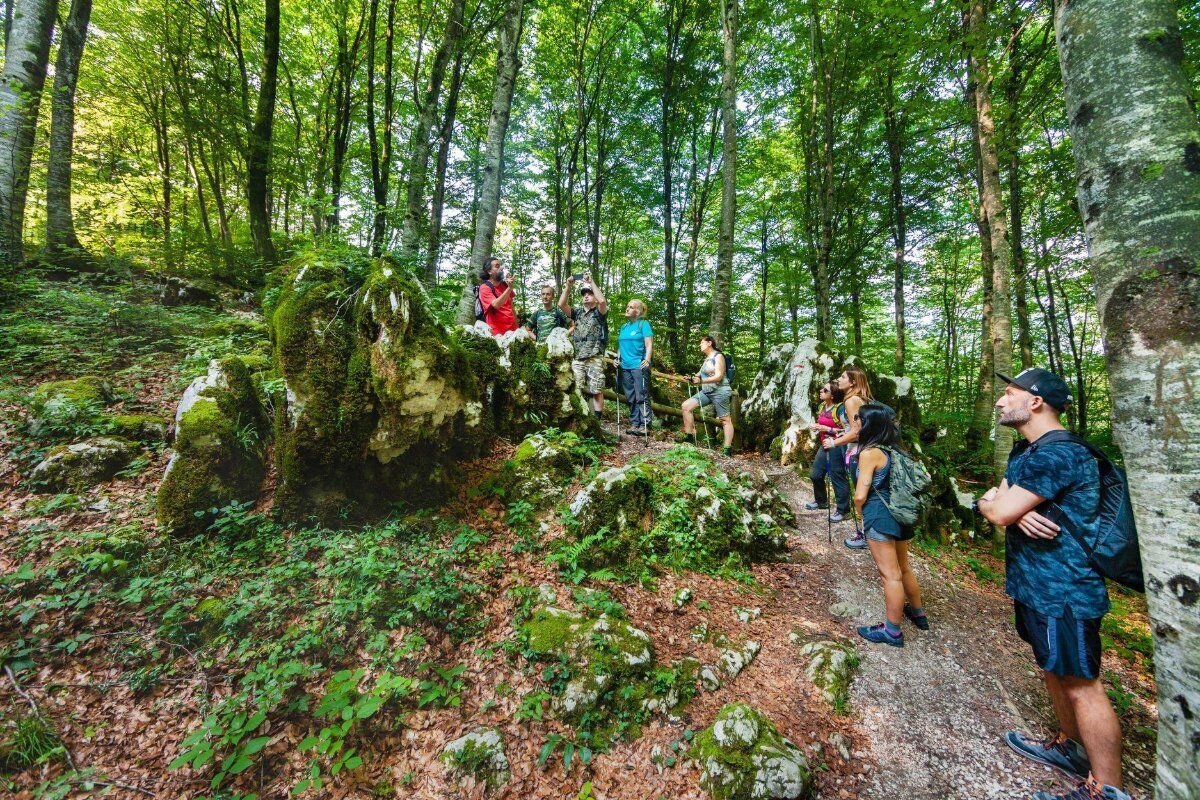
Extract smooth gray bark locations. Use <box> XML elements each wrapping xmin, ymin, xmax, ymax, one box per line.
<box><xmin>246</xmin><ymin>0</ymin><xmax>280</xmax><ymax>263</ymax></box>
<box><xmin>1055</xmin><ymin>2</ymin><xmax>1200</xmax><ymax>796</ymax></box>
<box><xmin>0</xmin><ymin>0</ymin><xmax>57</xmax><ymax>269</ymax></box>
<box><xmin>43</xmin><ymin>0</ymin><xmax>92</xmax><ymax>265</ymax></box>
<box><xmin>457</xmin><ymin>0</ymin><xmax>525</xmax><ymax>324</ymax></box>
<box><xmin>708</xmin><ymin>0</ymin><xmax>736</xmax><ymax>345</ymax></box>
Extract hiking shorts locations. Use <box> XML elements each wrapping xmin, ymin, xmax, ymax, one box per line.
<box><xmin>864</xmin><ymin>525</ymin><xmax>915</xmax><ymax>543</ymax></box>
<box><xmin>573</xmin><ymin>355</ymin><xmax>605</xmax><ymax>396</ymax></box>
<box><xmin>697</xmin><ymin>386</ymin><xmax>732</xmax><ymax>419</ymax></box>
<box><xmin>1014</xmin><ymin>600</ymin><xmax>1102</xmax><ymax>680</ymax></box>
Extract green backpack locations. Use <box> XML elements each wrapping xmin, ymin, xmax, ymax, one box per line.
<box><xmin>873</xmin><ymin>446</ymin><xmax>933</xmax><ymax>527</ymax></box>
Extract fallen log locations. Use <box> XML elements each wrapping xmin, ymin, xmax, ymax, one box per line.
<box><xmin>602</xmin><ymin>389</ymin><xmax>724</xmax><ymax>431</ymax></box>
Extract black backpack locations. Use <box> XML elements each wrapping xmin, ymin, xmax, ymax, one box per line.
<box><xmin>722</xmin><ymin>351</ymin><xmax>736</xmax><ymax>384</ymax></box>
<box><xmin>473</xmin><ymin>283</ymin><xmax>488</xmax><ymax>323</ymax></box>
<box><xmin>1016</xmin><ymin>430</ymin><xmax>1143</xmax><ymax>592</ymax></box>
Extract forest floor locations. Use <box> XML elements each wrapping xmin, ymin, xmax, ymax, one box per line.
<box><xmin>0</xmin><ymin>271</ymin><xmax>1159</xmax><ymax>799</ymax></box>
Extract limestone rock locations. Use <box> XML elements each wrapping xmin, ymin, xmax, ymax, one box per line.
<box><xmin>267</xmin><ymin>252</ymin><xmax>595</xmax><ymax>523</ymax></box>
<box><xmin>692</xmin><ymin>703</ymin><xmax>814</xmax><ymax>800</ymax></box>
<box><xmin>107</xmin><ymin>413</ymin><xmax>169</xmax><ymax>443</ymax></box>
<box><xmin>27</xmin><ymin>376</ymin><xmax>113</xmax><ymax>438</ymax></box>
<box><xmin>441</xmin><ymin>728</ymin><xmax>509</xmax><ymax>790</ymax></box>
<box><xmin>156</xmin><ymin>357</ymin><xmax>268</xmax><ymax>535</ymax></box>
<box><xmin>564</xmin><ymin>446</ymin><xmax>788</xmax><ymax>578</ymax></box>
<box><xmin>495</xmin><ymin>429</ymin><xmax>592</xmax><ymax>507</ymax></box>
<box><xmin>718</xmin><ymin>640</ymin><xmax>760</xmax><ymax>679</ymax></box>
<box><xmin>157</xmin><ymin>275</ymin><xmax>220</xmax><ymax>307</ymax></box>
<box><xmin>30</xmin><ymin>436</ymin><xmax>139</xmax><ymax>491</ymax></box>
<box><xmin>798</xmin><ymin>640</ymin><xmax>859</xmax><ymax>711</ymax></box>
<box><xmin>700</xmin><ymin>665</ymin><xmax>722</xmax><ymax>692</ymax></box>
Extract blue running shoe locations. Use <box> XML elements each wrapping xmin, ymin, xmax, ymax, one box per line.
<box><xmin>1005</xmin><ymin>731</ymin><xmax>1090</xmax><ymax>780</ymax></box>
<box><xmin>844</xmin><ymin>529</ymin><xmax>867</xmax><ymax>549</ymax></box>
<box><xmin>857</xmin><ymin>622</ymin><xmax>904</xmax><ymax>648</ymax></box>
<box><xmin>1032</xmin><ymin>776</ymin><xmax>1131</xmax><ymax>800</ymax></box>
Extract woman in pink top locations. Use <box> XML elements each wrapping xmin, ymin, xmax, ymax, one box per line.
<box><xmin>806</xmin><ymin>381</ymin><xmax>850</xmax><ymax>518</ymax></box>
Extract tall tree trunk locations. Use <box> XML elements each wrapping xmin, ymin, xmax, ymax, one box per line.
<box><xmin>43</xmin><ymin>0</ymin><xmax>93</xmax><ymax>267</ymax></box>
<box><xmin>457</xmin><ymin>0</ymin><xmax>525</xmax><ymax>323</ymax></box>
<box><xmin>810</xmin><ymin>1</ymin><xmax>834</xmax><ymax>345</ymax></box>
<box><xmin>708</xmin><ymin>0</ymin><xmax>736</xmax><ymax>345</ymax></box>
<box><xmin>968</xmin><ymin>0</ymin><xmax>1016</xmax><ymax>487</ymax></box>
<box><xmin>404</xmin><ymin>0</ymin><xmax>464</xmax><ymax>277</ymax></box>
<box><xmin>1006</xmin><ymin>10</ymin><xmax>1035</xmax><ymax>369</ymax></box>
<box><xmin>1056</xmin><ymin>6</ymin><xmax>1200</xmax><ymax>794</ymax></box>
<box><xmin>758</xmin><ymin>213</ymin><xmax>768</xmax><ymax>362</ymax></box>
<box><xmin>426</xmin><ymin>44</ymin><xmax>464</xmax><ymax>280</ymax></box>
<box><xmin>0</xmin><ymin>0</ymin><xmax>57</xmax><ymax>270</ymax></box>
<box><xmin>884</xmin><ymin>57</ymin><xmax>906</xmax><ymax>374</ymax></box>
<box><xmin>246</xmin><ymin>0</ymin><xmax>280</xmax><ymax>263</ymax></box>
<box><xmin>965</xmin><ymin>69</ymin><xmax>996</xmax><ymax>454</ymax></box>
<box><xmin>366</xmin><ymin>0</ymin><xmax>398</xmax><ymax>257</ymax></box>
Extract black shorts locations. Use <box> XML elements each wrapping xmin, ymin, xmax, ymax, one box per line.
<box><xmin>1014</xmin><ymin>600</ymin><xmax>1102</xmax><ymax>680</ymax></box>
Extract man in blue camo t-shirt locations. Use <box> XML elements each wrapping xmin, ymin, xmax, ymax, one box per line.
<box><xmin>977</xmin><ymin>368</ymin><xmax>1127</xmax><ymax>800</ymax></box>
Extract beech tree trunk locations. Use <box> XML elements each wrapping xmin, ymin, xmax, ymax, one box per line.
<box><xmin>43</xmin><ymin>0</ymin><xmax>92</xmax><ymax>266</ymax></box>
<box><xmin>884</xmin><ymin>57</ymin><xmax>906</xmax><ymax>375</ymax></box>
<box><xmin>246</xmin><ymin>0</ymin><xmax>279</xmax><ymax>263</ymax></box>
<box><xmin>0</xmin><ymin>0</ymin><xmax>57</xmax><ymax>269</ymax></box>
<box><xmin>967</xmin><ymin>0</ymin><xmax>1015</xmax><ymax>485</ymax></box>
<box><xmin>708</xmin><ymin>0</ymin><xmax>736</xmax><ymax>345</ymax></box>
<box><xmin>1055</xmin><ymin>3</ymin><xmax>1200</xmax><ymax>796</ymax></box>
<box><xmin>457</xmin><ymin>0</ymin><xmax>525</xmax><ymax>323</ymax></box>
<box><xmin>403</xmin><ymin>0</ymin><xmax>464</xmax><ymax>277</ymax></box>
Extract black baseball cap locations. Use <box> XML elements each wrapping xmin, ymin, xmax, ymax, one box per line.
<box><xmin>580</xmin><ymin>286</ymin><xmax>594</xmax><ymax>295</ymax></box>
<box><xmin>995</xmin><ymin>367</ymin><xmax>1072</xmax><ymax>411</ymax></box>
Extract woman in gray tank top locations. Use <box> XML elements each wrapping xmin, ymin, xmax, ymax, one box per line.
<box><xmin>675</xmin><ymin>335</ymin><xmax>735</xmax><ymax>456</ymax></box>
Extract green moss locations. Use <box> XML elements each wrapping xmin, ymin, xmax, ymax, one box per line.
<box><xmin>156</xmin><ymin>359</ymin><xmax>268</xmax><ymax>536</ymax></box>
<box><xmin>441</xmin><ymin>729</ymin><xmax>509</xmax><ymax>789</ymax></box>
<box><xmin>691</xmin><ymin>704</ymin><xmax>814</xmax><ymax>800</ymax></box>
<box><xmin>107</xmin><ymin>413</ymin><xmax>169</xmax><ymax>443</ymax></box>
<box><xmin>797</xmin><ymin>640</ymin><xmax>859</xmax><ymax>713</ymax></box>
<box><xmin>27</xmin><ymin>376</ymin><xmax>113</xmax><ymax>438</ymax></box>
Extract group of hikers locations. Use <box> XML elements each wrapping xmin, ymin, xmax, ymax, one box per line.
<box><xmin>477</xmin><ymin>255</ymin><xmax>736</xmax><ymax>455</ymax></box>
<box><xmin>478</xmin><ymin>255</ymin><xmax>1131</xmax><ymax>800</ymax></box>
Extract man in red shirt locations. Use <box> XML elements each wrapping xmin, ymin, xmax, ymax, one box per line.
<box><xmin>478</xmin><ymin>256</ymin><xmax>517</xmax><ymax>335</ymax></box>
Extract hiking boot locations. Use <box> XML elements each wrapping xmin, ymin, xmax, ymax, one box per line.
<box><xmin>857</xmin><ymin>623</ymin><xmax>903</xmax><ymax>648</ymax></box>
<box><xmin>675</xmin><ymin>433</ymin><xmax>696</xmax><ymax>444</ymax></box>
<box><xmin>804</xmin><ymin>502</ymin><xmax>828</xmax><ymax>511</ymax></box>
<box><xmin>721</xmin><ymin>446</ymin><xmax>733</xmax><ymax>457</ymax></box>
<box><xmin>625</xmin><ymin>428</ymin><xmax>644</xmax><ymax>436</ymax></box>
<box><xmin>1031</xmin><ymin>775</ymin><xmax>1131</xmax><ymax>800</ymax></box>
<box><xmin>904</xmin><ymin>603</ymin><xmax>930</xmax><ymax>631</ymax></box>
<box><xmin>1005</xmin><ymin>731</ymin><xmax>1090</xmax><ymax>780</ymax></box>
<box><xmin>828</xmin><ymin>511</ymin><xmax>845</xmax><ymax>522</ymax></box>
<box><xmin>844</xmin><ymin>529</ymin><xmax>867</xmax><ymax>549</ymax></box>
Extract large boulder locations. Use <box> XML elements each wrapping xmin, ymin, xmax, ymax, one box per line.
<box><xmin>797</xmin><ymin>640</ymin><xmax>858</xmax><ymax>712</ymax></box>
<box><xmin>267</xmin><ymin>253</ymin><xmax>594</xmax><ymax>523</ymax></box>
<box><xmin>30</xmin><ymin>436</ymin><xmax>139</xmax><ymax>491</ymax></box>
<box><xmin>740</xmin><ymin>339</ymin><xmax>975</xmax><ymax>539</ymax></box>
<box><xmin>494</xmin><ymin>428</ymin><xmax>598</xmax><ymax>507</ymax></box>
<box><xmin>564</xmin><ymin>446</ymin><xmax>792</xmax><ymax>578</ymax></box>
<box><xmin>691</xmin><ymin>704</ymin><xmax>814</xmax><ymax>800</ymax></box>
<box><xmin>156</xmin><ymin>357</ymin><xmax>269</xmax><ymax>535</ymax></box>
<box><xmin>27</xmin><ymin>376</ymin><xmax>114</xmax><ymax>438</ymax></box>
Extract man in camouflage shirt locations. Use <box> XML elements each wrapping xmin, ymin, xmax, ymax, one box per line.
<box><xmin>559</xmin><ymin>275</ymin><xmax>608</xmax><ymax>417</ymax></box>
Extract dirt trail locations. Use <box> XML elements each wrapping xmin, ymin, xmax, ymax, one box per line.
<box><xmin>611</xmin><ymin>430</ymin><xmax>1079</xmax><ymax>799</ymax></box>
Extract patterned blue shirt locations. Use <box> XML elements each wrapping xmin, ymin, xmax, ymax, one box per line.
<box><xmin>1004</xmin><ymin>435</ymin><xmax>1109</xmax><ymax>618</ymax></box>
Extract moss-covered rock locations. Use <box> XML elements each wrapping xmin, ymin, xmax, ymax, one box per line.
<box><xmin>29</xmin><ymin>436</ymin><xmax>139</xmax><ymax>491</ymax></box>
<box><xmin>797</xmin><ymin>640</ymin><xmax>858</xmax><ymax>712</ymax></box>
<box><xmin>107</xmin><ymin>413</ymin><xmax>169</xmax><ymax>443</ymax></box>
<box><xmin>691</xmin><ymin>704</ymin><xmax>814</xmax><ymax>800</ymax></box>
<box><xmin>27</xmin><ymin>376</ymin><xmax>114</xmax><ymax>438</ymax></box>
<box><xmin>441</xmin><ymin>728</ymin><xmax>509</xmax><ymax>790</ymax></box>
<box><xmin>495</xmin><ymin>429</ymin><xmax>597</xmax><ymax>507</ymax></box>
<box><xmin>564</xmin><ymin>446</ymin><xmax>789</xmax><ymax>578</ymax></box>
<box><xmin>156</xmin><ymin>357</ymin><xmax>268</xmax><ymax>536</ymax></box>
<box><xmin>267</xmin><ymin>252</ymin><xmax>594</xmax><ymax>524</ymax></box>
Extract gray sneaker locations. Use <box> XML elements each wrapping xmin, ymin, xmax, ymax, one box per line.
<box><xmin>804</xmin><ymin>502</ymin><xmax>828</xmax><ymax>511</ymax></box>
<box><xmin>1032</xmin><ymin>777</ymin><xmax>1131</xmax><ymax>800</ymax></box>
<box><xmin>1005</xmin><ymin>731</ymin><xmax>1090</xmax><ymax>780</ymax></box>
<box><xmin>828</xmin><ymin>511</ymin><xmax>845</xmax><ymax>522</ymax></box>
<box><xmin>843</xmin><ymin>529</ymin><xmax>867</xmax><ymax>549</ymax></box>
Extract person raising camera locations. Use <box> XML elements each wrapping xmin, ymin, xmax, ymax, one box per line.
<box><xmin>478</xmin><ymin>256</ymin><xmax>517</xmax><ymax>336</ymax></box>
<box><xmin>559</xmin><ymin>273</ymin><xmax>608</xmax><ymax>418</ymax></box>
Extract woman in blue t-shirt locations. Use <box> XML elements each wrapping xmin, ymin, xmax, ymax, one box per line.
<box><xmin>616</xmin><ymin>299</ymin><xmax>653</xmax><ymax>435</ymax></box>
<box><xmin>853</xmin><ymin>402</ymin><xmax>928</xmax><ymax>647</ymax></box>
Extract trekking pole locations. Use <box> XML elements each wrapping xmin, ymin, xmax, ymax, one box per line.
<box><xmin>825</xmin><ymin>469</ymin><xmax>833</xmax><ymax>545</ymax></box>
<box><xmin>615</xmin><ymin>366</ymin><xmax>621</xmax><ymax>442</ymax></box>
<box><xmin>641</xmin><ymin>367</ymin><xmax>650</xmax><ymax>441</ymax></box>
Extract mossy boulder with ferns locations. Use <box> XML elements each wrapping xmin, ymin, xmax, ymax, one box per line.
<box><xmin>266</xmin><ymin>251</ymin><xmax>595</xmax><ymax>524</ymax></box>
<box><xmin>156</xmin><ymin>357</ymin><xmax>269</xmax><ymax>536</ymax></box>
<box><xmin>691</xmin><ymin>703</ymin><xmax>814</xmax><ymax>800</ymax></box>
<box><xmin>26</xmin><ymin>376</ymin><xmax>114</xmax><ymax>438</ymax></box>
<box><xmin>563</xmin><ymin>446</ymin><xmax>792</xmax><ymax>579</ymax></box>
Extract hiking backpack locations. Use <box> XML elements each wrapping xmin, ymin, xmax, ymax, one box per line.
<box><xmin>473</xmin><ymin>283</ymin><xmax>488</xmax><ymax>323</ymax></box>
<box><xmin>1021</xmin><ymin>430</ymin><xmax>1143</xmax><ymax>593</ymax></box>
<box><xmin>721</xmin><ymin>351</ymin><xmax>736</xmax><ymax>384</ymax></box>
<box><xmin>873</xmin><ymin>446</ymin><xmax>933</xmax><ymax>527</ymax></box>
